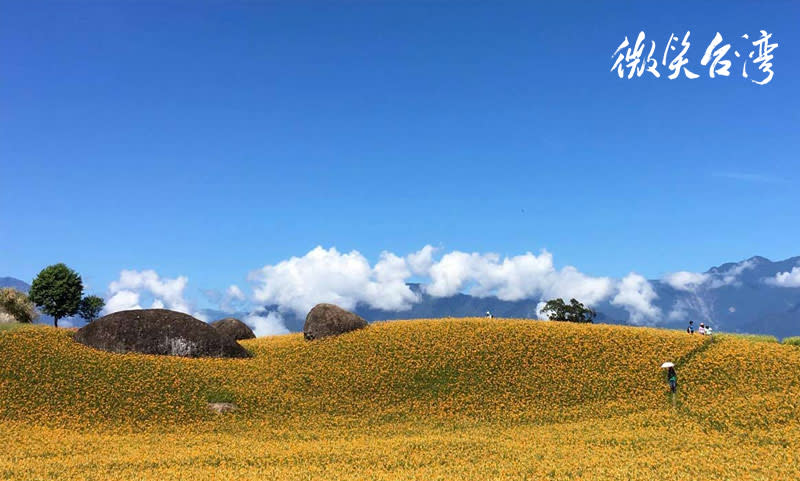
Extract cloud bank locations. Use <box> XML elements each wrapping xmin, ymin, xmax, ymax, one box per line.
<box><xmin>663</xmin><ymin>271</ymin><xmax>710</xmax><ymax>292</ymax></box>
<box><xmin>202</xmin><ymin>284</ymin><xmax>248</xmax><ymax>313</ymax></box>
<box><xmin>111</xmin><ymin>245</ymin><xmax>774</xmax><ymax>336</ymax></box>
<box><xmin>105</xmin><ymin>270</ymin><xmax>192</xmax><ymax>314</ymax></box>
<box><xmin>244</xmin><ymin>312</ymin><xmax>290</xmax><ymax>337</ymax></box>
<box><xmin>663</xmin><ymin>259</ymin><xmax>757</xmax><ymax>323</ymax></box>
<box><xmin>248</xmin><ymin>247</ymin><xmax>420</xmax><ymax>316</ymax></box>
<box><xmin>248</xmin><ymin>246</ymin><xmax>660</xmax><ymax>324</ymax></box>
<box><xmin>767</xmin><ymin>266</ymin><xmax>800</xmax><ymax>287</ymax></box>
<box><xmin>612</xmin><ymin>273</ymin><xmax>661</xmax><ymax>325</ymax></box>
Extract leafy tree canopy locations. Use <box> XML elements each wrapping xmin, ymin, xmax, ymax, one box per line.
<box><xmin>28</xmin><ymin>263</ymin><xmax>83</xmax><ymax>327</ymax></box>
<box><xmin>540</xmin><ymin>298</ymin><xmax>596</xmax><ymax>323</ymax></box>
<box><xmin>79</xmin><ymin>295</ymin><xmax>105</xmax><ymax>322</ymax></box>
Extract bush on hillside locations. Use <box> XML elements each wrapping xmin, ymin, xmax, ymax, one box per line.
<box><xmin>540</xmin><ymin>298</ymin><xmax>596</xmax><ymax>323</ymax></box>
<box><xmin>0</xmin><ymin>288</ymin><xmax>39</xmax><ymax>324</ymax></box>
<box><xmin>782</xmin><ymin>336</ymin><xmax>800</xmax><ymax>347</ymax></box>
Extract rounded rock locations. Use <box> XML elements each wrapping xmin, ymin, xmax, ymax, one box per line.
<box><xmin>74</xmin><ymin>309</ymin><xmax>250</xmax><ymax>358</ymax></box>
<box><xmin>211</xmin><ymin>317</ymin><xmax>256</xmax><ymax>341</ymax></box>
<box><xmin>303</xmin><ymin>303</ymin><xmax>368</xmax><ymax>340</ymax></box>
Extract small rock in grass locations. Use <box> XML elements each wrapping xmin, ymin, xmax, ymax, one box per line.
<box><xmin>208</xmin><ymin>402</ymin><xmax>239</xmax><ymax>414</ymax></box>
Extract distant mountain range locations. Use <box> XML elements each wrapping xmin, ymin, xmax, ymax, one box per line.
<box><xmin>0</xmin><ymin>277</ymin><xmax>31</xmax><ymax>293</ymax></box>
<box><xmin>4</xmin><ymin>255</ymin><xmax>800</xmax><ymax>337</ymax></box>
<box><xmin>263</xmin><ymin>255</ymin><xmax>800</xmax><ymax>338</ymax></box>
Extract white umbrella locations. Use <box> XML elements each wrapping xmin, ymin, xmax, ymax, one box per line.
<box><xmin>660</xmin><ymin>362</ymin><xmax>674</xmax><ymax>368</ymax></box>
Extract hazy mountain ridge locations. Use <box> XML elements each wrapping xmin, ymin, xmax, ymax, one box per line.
<box><xmin>0</xmin><ymin>277</ymin><xmax>30</xmax><ymax>293</ymax></box>
<box><xmin>268</xmin><ymin>255</ymin><xmax>800</xmax><ymax>338</ymax></box>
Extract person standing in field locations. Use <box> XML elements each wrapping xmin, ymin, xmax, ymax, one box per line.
<box><xmin>667</xmin><ymin>367</ymin><xmax>677</xmax><ymax>393</ymax></box>
<box><xmin>698</xmin><ymin>323</ymin><xmax>706</xmax><ymax>335</ymax></box>
<box><xmin>687</xmin><ymin>320</ymin><xmax>694</xmax><ymax>334</ymax></box>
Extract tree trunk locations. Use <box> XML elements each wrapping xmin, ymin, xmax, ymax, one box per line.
<box><xmin>54</xmin><ymin>316</ymin><xmax>59</xmax><ymax>328</ymax></box>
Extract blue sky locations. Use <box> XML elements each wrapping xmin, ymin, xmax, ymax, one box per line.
<box><xmin>1</xmin><ymin>1</ymin><xmax>799</xmax><ymax>312</ymax></box>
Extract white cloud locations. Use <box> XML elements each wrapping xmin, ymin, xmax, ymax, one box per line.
<box><xmin>611</xmin><ymin>273</ymin><xmax>662</xmax><ymax>325</ymax></box>
<box><xmin>407</xmin><ymin>245</ymin><xmax>437</xmax><ymax>276</ymax></box>
<box><xmin>202</xmin><ymin>284</ymin><xmax>249</xmax><ymax>313</ymax></box>
<box><xmin>424</xmin><ymin>249</ymin><xmax>615</xmax><ymax>304</ymax></box>
<box><xmin>660</xmin><ymin>260</ymin><xmax>756</xmax><ymax>324</ymax></box>
<box><xmin>540</xmin><ymin>265</ymin><xmax>616</xmax><ymax>306</ymax></box>
<box><xmin>227</xmin><ymin>285</ymin><xmax>245</xmax><ymax>301</ymax></box>
<box><xmin>243</xmin><ymin>312</ymin><xmax>290</xmax><ymax>336</ymax></box>
<box><xmin>424</xmin><ymin>251</ymin><xmax>486</xmax><ymax>298</ymax></box>
<box><xmin>248</xmin><ymin>246</ymin><xmax>419</xmax><ymax>317</ymax></box>
<box><xmin>766</xmin><ymin>266</ymin><xmax>800</xmax><ymax>287</ymax></box>
<box><xmin>709</xmin><ymin>259</ymin><xmax>756</xmax><ymax>288</ymax></box>
<box><xmin>105</xmin><ymin>270</ymin><xmax>193</xmax><ymax>315</ymax></box>
<box><xmin>104</xmin><ymin>290</ymin><xmax>142</xmax><ymax>313</ymax></box>
<box><xmin>663</xmin><ymin>271</ymin><xmax>710</xmax><ymax>292</ymax></box>
<box><xmin>667</xmin><ymin>302</ymin><xmax>689</xmax><ymax>321</ymax></box>
<box><xmin>102</xmin><ymin>246</ymin><xmax>669</xmax><ymax>329</ymax></box>
<box><xmin>535</xmin><ymin>301</ymin><xmax>548</xmax><ymax>319</ymax></box>
<box><xmin>663</xmin><ymin>259</ymin><xmax>756</xmax><ymax>293</ymax></box>
<box><xmin>247</xmin><ymin>246</ymin><xmax>660</xmax><ymax>324</ymax></box>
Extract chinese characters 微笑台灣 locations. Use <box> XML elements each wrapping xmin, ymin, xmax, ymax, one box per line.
<box><xmin>610</xmin><ymin>30</ymin><xmax>777</xmax><ymax>85</ymax></box>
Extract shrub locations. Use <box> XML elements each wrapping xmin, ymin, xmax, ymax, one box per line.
<box><xmin>782</xmin><ymin>336</ymin><xmax>800</xmax><ymax>347</ymax></box>
<box><xmin>0</xmin><ymin>288</ymin><xmax>39</xmax><ymax>323</ymax></box>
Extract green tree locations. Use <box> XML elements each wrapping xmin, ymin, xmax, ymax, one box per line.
<box><xmin>0</xmin><ymin>288</ymin><xmax>39</xmax><ymax>323</ymax></box>
<box><xmin>540</xmin><ymin>298</ymin><xmax>596</xmax><ymax>323</ymax></box>
<box><xmin>78</xmin><ymin>295</ymin><xmax>105</xmax><ymax>322</ymax></box>
<box><xmin>28</xmin><ymin>263</ymin><xmax>83</xmax><ymax>328</ymax></box>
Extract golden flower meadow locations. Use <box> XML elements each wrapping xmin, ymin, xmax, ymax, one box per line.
<box><xmin>1</xmin><ymin>318</ymin><xmax>799</xmax><ymax>480</ymax></box>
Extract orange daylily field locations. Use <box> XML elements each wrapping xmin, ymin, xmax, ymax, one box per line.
<box><xmin>1</xmin><ymin>319</ymin><xmax>799</xmax><ymax>480</ymax></box>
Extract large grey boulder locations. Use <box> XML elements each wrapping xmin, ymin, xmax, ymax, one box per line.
<box><xmin>303</xmin><ymin>303</ymin><xmax>368</xmax><ymax>340</ymax></box>
<box><xmin>74</xmin><ymin>309</ymin><xmax>250</xmax><ymax>358</ymax></box>
<box><xmin>211</xmin><ymin>317</ymin><xmax>256</xmax><ymax>341</ymax></box>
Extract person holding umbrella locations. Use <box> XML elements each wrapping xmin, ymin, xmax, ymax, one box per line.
<box><xmin>661</xmin><ymin>362</ymin><xmax>677</xmax><ymax>393</ymax></box>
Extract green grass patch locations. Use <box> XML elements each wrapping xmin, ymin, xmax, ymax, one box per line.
<box><xmin>202</xmin><ymin>388</ymin><xmax>236</xmax><ymax>404</ymax></box>
<box><xmin>717</xmin><ymin>333</ymin><xmax>778</xmax><ymax>343</ymax></box>
<box><xmin>782</xmin><ymin>336</ymin><xmax>800</xmax><ymax>347</ymax></box>
<box><xmin>412</xmin><ymin>364</ymin><xmax>460</xmax><ymax>397</ymax></box>
<box><xmin>0</xmin><ymin>322</ymin><xmax>30</xmax><ymax>333</ymax></box>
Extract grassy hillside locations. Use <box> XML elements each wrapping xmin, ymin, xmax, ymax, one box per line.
<box><xmin>2</xmin><ymin>318</ymin><xmax>799</xmax><ymax>480</ymax></box>
<box><xmin>0</xmin><ymin>319</ymin><xmax>704</xmax><ymax>427</ymax></box>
